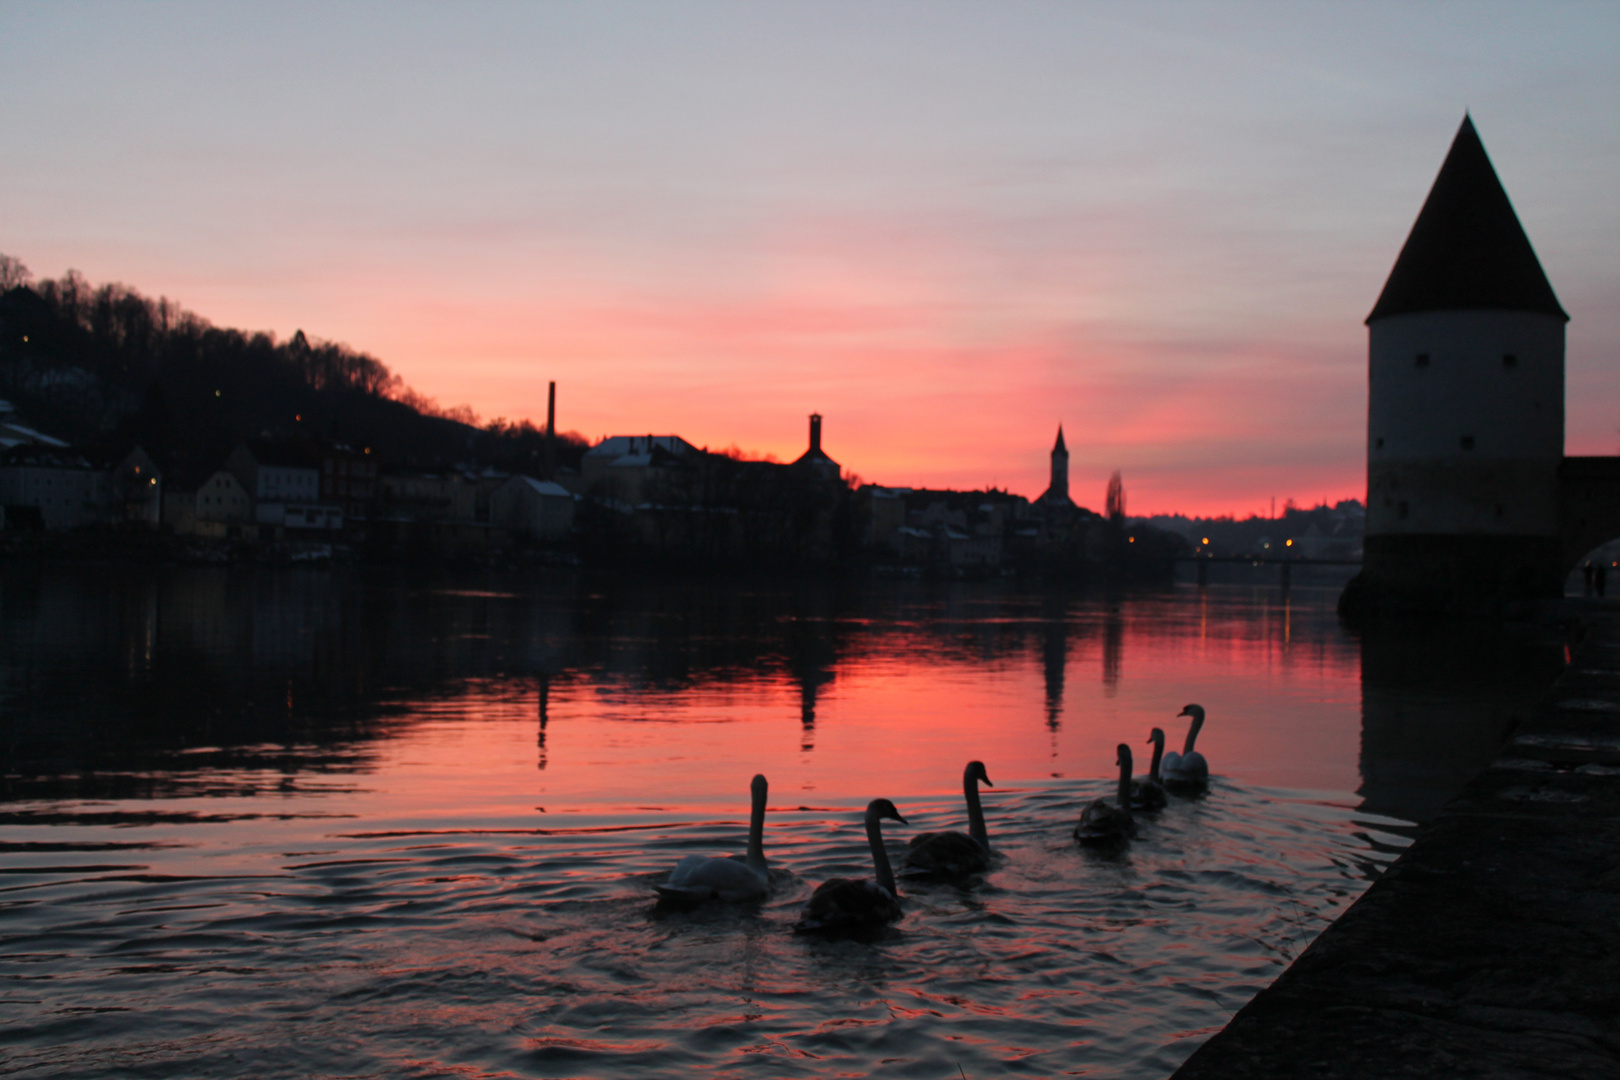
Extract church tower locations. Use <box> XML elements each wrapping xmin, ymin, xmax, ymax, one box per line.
<box><xmin>1049</xmin><ymin>427</ymin><xmax>1069</xmax><ymax>502</ymax></box>
<box><xmin>1357</xmin><ymin>115</ymin><xmax>1568</xmax><ymax>613</ymax></box>
<box><xmin>1038</xmin><ymin>426</ymin><xmax>1074</xmax><ymax>509</ymax></box>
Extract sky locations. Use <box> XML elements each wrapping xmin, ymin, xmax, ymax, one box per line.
<box><xmin>3</xmin><ymin>2</ymin><xmax>1618</xmax><ymax>516</ymax></box>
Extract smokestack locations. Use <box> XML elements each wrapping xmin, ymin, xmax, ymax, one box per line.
<box><xmin>545</xmin><ymin>381</ymin><xmax>556</xmax><ymax>477</ymax></box>
<box><xmin>809</xmin><ymin>413</ymin><xmax>822</xmax><ymax>455</ymax></box>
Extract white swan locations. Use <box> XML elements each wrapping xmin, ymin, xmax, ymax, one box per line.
<box><xmin>655</xmin><ymin>774</ymin><xmax>770</xmax><ymax>904</ymax></box>
<box><xmin>1074</xmin><ymin>743</ymin><xmax>1135</xmax><ymax>846</ymax></box>
<box><xmin>1161</xmin><ymin>704</ymin><xmax>1210</xmax><ymax>790</ymax></box>
<box><xmin>902</xmin><ymin>760</ymin><xmax>993</xmax><ymax>878</ymax></box>
<box><xmin>795</xmin><ymin>799</ymin><xmax>908</xmax><ymax>936</ymax></box>
<box><xmin>1131</xmin><ymin>728</ymin><xmax>1168</xmax><ymax>811</ymax></box>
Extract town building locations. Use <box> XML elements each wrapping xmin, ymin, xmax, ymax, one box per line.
<box><xmin>581</xmin><ymin>435</ymin><xmax>700</xmax><ymax>509</ymax></box>
<box><xmin>165</xmin><ymin>469</ymin><xmax>254</xmax><ymax>538</ymax></box>
<box><xmin>318</xmin><ymin>445</ymin><xmax>378</xmax><ymax>520</ymax></box>
<box><xmin>226</xmin><ymin>442</ymin><xmax>320</xmax><ymax>511</ymax></box>
<box><xmin>490</xmin><ymin>475</ymin><xmax>575</xmax><ymax>540</ymax></box>
<box><xmin>224</xmin><ymin>441</ymin><xmax>341</xmax><ymax>533</ymax></box>
<box><xmin>791</xmin><ymin>413</ymin><xmax>840</xmax><ymax>482</ymax></box>
<box><xmin>0</xmin><ymin>444</ymin><xmax>109</xmax><ymax>530</ymax></box>
<box><xmin>582</xmin><ymin>436</ymin><xmax>698</xmax><ymax>487</ymax></box>
<box><xmin>379</xmin><ymin>470</ymin><xmax>478</xmax><ymax>524</ymax></box>
<box><xmin>0</xmin><ymin>398</ymin><xmax>69</xmax><ymax>451</ymax></box>
<box><xmin>109</xmin><ymin>447</ymin><xmax>162</xmax><ymax>525</ymax></box>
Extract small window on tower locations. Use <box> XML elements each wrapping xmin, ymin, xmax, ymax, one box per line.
<box><xmin>1415</xmin><ymin>353</ymin><xmax>1430</xmax><ymax>367</ymax></box>
<box><xmin>1398</xmin><ymin>501</ymin><xmax>1409</xmax><ymax>520</ymax></box>
<box><xmin>1375</xmin><ymin>437</ymin><xmax>1385</xmax><ymax>449</ymax></box>
<box><xmin>1495</xmin><ymin>504</ymin><xmax>1505</xmax><ymax>518</ymax></box>
<box><xmin>1460</xmin><ymin>436</ymin><xmax>1475</xmax><ymax>450</ymax></box>
<box><xmin>1503</xmin><ymin>353</ymin><xmax>1517</xmax><ymax>368</ymax></box>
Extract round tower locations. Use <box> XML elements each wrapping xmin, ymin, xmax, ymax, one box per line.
<box><xmin>1356</xmin><ymin>115</ymin><xmax>1568</xmax><ymax>614</ymax></box>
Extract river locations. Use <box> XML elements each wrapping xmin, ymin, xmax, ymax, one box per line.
<box><xmin>0</xmin><ymin>566</ymin><xmax>1564</xmax><ymax>1078</ymax></box>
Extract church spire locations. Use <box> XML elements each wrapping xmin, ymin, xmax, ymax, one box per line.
<box><xmin>1368</xmin><ymin>114</ymin><xmax>1566</xmax><ymax>323</ymax></box>
<box><xmin>1040</xmin><ymin>425</ymin><xmax>1072</xmax><ymax>508</ymax></box>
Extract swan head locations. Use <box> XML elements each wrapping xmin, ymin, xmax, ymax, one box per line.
<box><xmin>866</xmin><ymin>798</ymin><xmax>908</xmax><ymax>826</ymax></box>
<box><xmin>966</xmin><ymin>760</ymin><xmax>993</xmax><ymax>788</ymax></box>
<box><xmin>1115</xmin><ymin>743</ymin><xmax>1133</xmax><ymax>771</ymax></box>
<box><xmin>751</xmin><ymin>774</ymin><xmax>768</xmax><ymax>799</ymax></box>
<box><xmin>1146</xmin><ymin>727</ymin><xmax>1165</xmax><ymax>748</ymax></box>
<box><xmin>1177</xmin><ymin>704</ymin><xmax>1205</xmax><ymax>722</ymax></box>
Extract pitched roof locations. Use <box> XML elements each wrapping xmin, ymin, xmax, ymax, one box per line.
<box><xmin>1367</xmin><ymin>115</ymin><xmax>1566</xmax><ymax>324</ymax></box>
<box><xmin>513</xmin><ymin>476</ymin><xmax>571</xmax><ymax>497</ymax></box>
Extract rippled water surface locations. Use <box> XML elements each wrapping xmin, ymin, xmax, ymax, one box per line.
<box><xmin>0</xmin><ymin>567</ymin><xmax>1564</xmax><ymax>1078</ymax></box>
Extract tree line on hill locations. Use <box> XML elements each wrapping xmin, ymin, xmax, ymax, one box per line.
<box><xmin>0</xmin><ymin>254</ymin><xmax>586</xmax><ymax>481</ymax></box>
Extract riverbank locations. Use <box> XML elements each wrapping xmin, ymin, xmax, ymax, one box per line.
<box><xmin>1172</xmin><ymin>603</ymin><xmax>1620</xmax><ymax>1079</ymax></box>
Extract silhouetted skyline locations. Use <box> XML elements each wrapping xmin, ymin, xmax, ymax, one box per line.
<box><xmin>3</xmin><ymin>4</ymin><xmax>1617</xmax><ymax>515</ymax></box>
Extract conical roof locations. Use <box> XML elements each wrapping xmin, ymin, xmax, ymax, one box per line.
<box><xmin>1367</xmin><ymin>116</ymin><xmax>1566</xmax><ymax>323</ymax></box>
<box><xmin>1052</xmin><ymin>426</ymin><xmax>1067</xmax><ymax>454</ymax></box>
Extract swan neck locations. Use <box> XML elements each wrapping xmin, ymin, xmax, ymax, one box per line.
<box><xmin>1149</xmin><ymin>739</ymin><xmax>1164</xmax><ymax>782</ymax></box>
<box><xmin>964</xmin><ymin>773</ymin><xmax>989</xmax><ymax>852</ymax></box>
<box><xmin>746</xmin><ymin>784</ymin><xmax>767</xmax><ymax>872</ymax></box>
<box><xmin>1116</xmin><ymin>759</ymin><xmax>1134</xmax><ymax>811</ymax></box>
<box><xmin>866</xmin><ymin>811</ymin><xmax>897</xmax><ymax>897</ymax></box>
<box><xmin>1183</xmin><ymin>714</ymin><xmax>1204</xmax><ymax>757</ymax></box>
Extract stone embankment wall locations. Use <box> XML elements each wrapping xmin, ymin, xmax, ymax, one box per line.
<box><xmin>1173</xmin><ymin>609</ymin><xmax>1620</xmax><ymax>1079</ymax></box>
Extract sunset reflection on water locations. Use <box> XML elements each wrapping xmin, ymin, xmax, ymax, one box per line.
<box><xmin>377</xmin><ymin>591</ymin><xmax>1362</xmax><ymax>817</ymax></box>
<box><xmin>0</xmin><ymin>567</ymin><xmax>1564</xmax><ymax>1078</ymax></box>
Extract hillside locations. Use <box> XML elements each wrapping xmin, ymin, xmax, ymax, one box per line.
<box><xmin>0</xmin><ymin>255</ymin><xmax>583</xmax><ymax>478</ymax></box>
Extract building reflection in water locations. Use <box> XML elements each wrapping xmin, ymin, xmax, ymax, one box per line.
<box><xmin>1040</xmin><ymin>600</ymin><xmax>1069</xmax><ymax>765</ymax></box>
<box><xmin>784</xmin><ymin>608</ymin><xmax>838</xmax><ymax>754</ymax></box>
<box><xmin>0</xmin><ymin>564</ymin><xmax>1571</xmax><ymax>820</ymax></box>
<box><xmin>1356</xmin><ymin>617</ymin><xmax>1565</xmax><ymax>823</ymax></box>
<box><xmin>537</xmin><ymin>673</ymin><xmax>550</xmax><ymax>771</ymax></box>
<box><xmin>1101</xmin><ymin>604</ymin><xmax>1123</xmax><ymax>697</ymax></box>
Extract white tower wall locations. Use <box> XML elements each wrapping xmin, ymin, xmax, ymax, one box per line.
<box><xmin>1367</xmin><ymin>310</ymin><xmax>1564</xmax><ymax>538</ymax></box>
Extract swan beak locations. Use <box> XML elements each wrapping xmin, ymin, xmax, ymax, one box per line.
<box><xmin>891</xmin><ymin>810</ymin><xmax>909</xmax><ymax>825</ymax></box>
<box><xmin>1176</xmin><ymin>708</ymin><xmax>1192</xmax><ymax>717</ymax></box>
<box><xmin>983</xmin><ymin>774</ymin><xmax>993</xmax><ymax>788</ymax></box>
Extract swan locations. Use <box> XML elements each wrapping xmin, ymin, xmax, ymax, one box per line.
<box><xmin>655</xmin><ymin>774</ymin><xmax>770</xmax><ymax>904</ymax></box>
<box><xmin>1131</xmin><ymin>728</ymin><xmax>1168</xmax><ymax>811</ymax></box>
<box><xmin>1161</xmin><ymin>704</ymin><xmax>1210</xmax><ymax>791</ymax></box>
<box><xmin>794</xmin><ymin>799</ymin><xmax>908</xmax><ymax>936</ymax></box>
<box><xmin>1074</xmin><ymin>743</ymin><xmax>1135</xmax><ymax>846</ymax></box>
<box><xmin>902</xmin><ymin>760</ymin><xmax>993</xmax><ymax>878</ymax></box>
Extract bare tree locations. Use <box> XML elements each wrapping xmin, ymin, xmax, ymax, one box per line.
<box><xmin>0</xmin><ymin>253</ymin><xmax>32</xmax><ymax>290</ymax></box>
<box><xmin>1105</xmin><ymin>470</ymin><xmax>1127</xmax><ymax>522</ymax></box>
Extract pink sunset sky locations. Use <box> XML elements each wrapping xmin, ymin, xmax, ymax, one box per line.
<box><xmin>4</xmin><ymin>3</ymin><xmax>1618</xmax><ymax>516</ymax></box>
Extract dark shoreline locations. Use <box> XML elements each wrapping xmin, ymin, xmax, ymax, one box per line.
<box><xmin>1171</xmin><ymin>601</ymin><xmax>1620</xmax><ymax>1079</ymax></box>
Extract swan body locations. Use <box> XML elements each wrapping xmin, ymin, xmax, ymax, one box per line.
<box><xmin>1161</xmin><ymin>704</ymin><xmax>1210</xmax><ymax>791</ymax></box>
<box><xmin>795</xmin><ymin>799</ymin><xmax>908</xmax><ymax>936</ymax></box>
<box><xmin>903</xmin><ymin>761</ymin><xmax>993</xmax><ymax>878</ymax></box>
<box><xmin>656</xmin><ymin>774</ymin><xmax>770</xmax><ymax>904</ymax></box>
<box><xmin>1131</xmin><ymin>728</ymin><xmax>1168</xmax><ymax>811</ymax></box>
<box><xmin>1075</xmin><ymin>744</ymin><xmax>1136</xmax><ymax>846</ymax></box>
